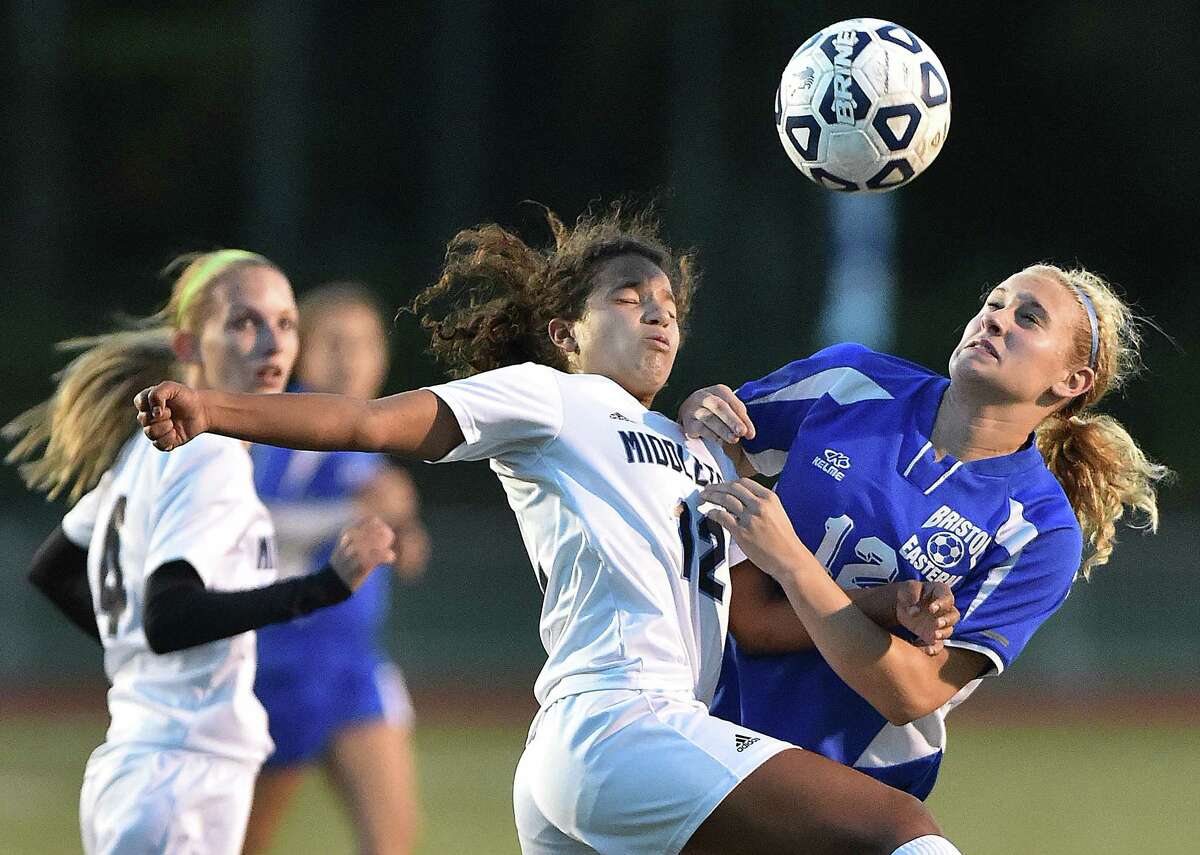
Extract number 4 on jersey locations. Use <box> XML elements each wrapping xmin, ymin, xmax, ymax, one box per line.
<box><xmin>678</xmin><ymin>499</ymin><xmax>727</xmax><ymax>602</ymax></box>
<box><xmin>99</xmin><ymin>496</ymin><xmax>128</xmax><ymax>636</ymax></box>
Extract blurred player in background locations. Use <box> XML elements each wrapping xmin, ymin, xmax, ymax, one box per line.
<box><xmin>243</xmin><ymin>283</ymin><xmax>428</xmax><ymax>855</ymax></box>
<box><xmin>136</xmin><ymin>208</ymin><xmax>968</xmax><ymax>855</ymax></box>
<box><xmin>5</xmin><ymin>251</ymin><xmax>394</xmax><ymax>855</ymax></box>
<box><xmin>682</xmin><ymin>263</ymin><xmax>1169</xmax><ymax>799</ymax></box>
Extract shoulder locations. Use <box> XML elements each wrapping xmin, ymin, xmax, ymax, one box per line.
<box><xmin>428</xmin><ymin>362</ymin><xmax>568</xmax><ymax>408</ymax></box>
<box><xmin>824</xmin><ymin>343</ymin><xmax>941</xmax><ymax>389</ymax></box>
<box><xmin>455</xmin><ymin>362</ymin><xmax>563</xmax><ymax>387</ymax></box>
<box><xmin>997</xmin><ymin>474</ymin><xmax>1082</xmax><ymax>558</ymax></box>
<box><xmin>741</xmin><ymin>343</ymin><xmax>937</xmax><ymax>404</ymax></box>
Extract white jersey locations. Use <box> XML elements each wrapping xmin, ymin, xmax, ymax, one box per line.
<box><xmin>61</xmin><ymin>433</ymin><xmax>277</xmax><ymax>764</ymax></box>
<box><xmin>428</xmin><ymin>363</ymin><xmax>738</xmax><ymax>707</ymax></box>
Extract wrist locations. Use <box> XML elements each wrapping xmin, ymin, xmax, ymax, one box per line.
<box><xmin>854</xmin><ymin>583</ymin><xmax>902</xmax><ymax>628</ymax></box>
<box><xmin>314</xmin><ymin>564</ymin><xmax>353</xmax><ymax>599</ymax></box>
<box><xmin>195</xmin><ymin>388</ymin><xmax>220</xmax><ymax>434</ymax></box>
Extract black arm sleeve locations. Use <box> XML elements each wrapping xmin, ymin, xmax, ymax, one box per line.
<box><xmin>142</xmin><ymin>561</ymin><xmax>352</xmax><ymax>655</ymax></box>
<box><xmin>28</xmin><ymin>527</ymin><xmax>100</xmax><ymax>643</ymax></box>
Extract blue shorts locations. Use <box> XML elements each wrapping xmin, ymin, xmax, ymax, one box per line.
<box><xmin>254</xmin><ymin>654</ymin><xmax>415</xmax><ymax>768</ymax></box>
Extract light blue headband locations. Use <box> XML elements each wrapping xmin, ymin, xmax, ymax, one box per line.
<box><xmin>1070</xmin><ymin>285</ymin><xmax>1100</xmax><ymax>369</ymax></box>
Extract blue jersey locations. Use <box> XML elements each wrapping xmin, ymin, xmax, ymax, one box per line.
<box><xmin>250</xmin><ymin>444</ymin><xmax>391</xmax><ymax>661</ymax></box>
<box><xmin>710</xmin><ymin>343</ymin><xmax>1082</xmax><ymax>798</ymax></box>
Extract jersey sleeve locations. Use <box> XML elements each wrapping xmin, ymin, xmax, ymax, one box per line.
<box><xmin>144</xmin><ymin>439</ymin><xmax>260</xmax><ymax>589</ymax></box>
<box><xmin>737</xmin><ymin>343</ymin><xmax>892</xmax><ymax>476</ymax></box>
<box><xmin>424</xmin><ymin>363</ymin><xmax>565</xmax><ymax>463</ymax></box>
<box><xmin>60</xmin><ymin>470</ymin><xmax>114</xmax><ymax>548</ymax></box>
<box><xmin>944</xmin><ymin>523</ymin><xmax>1081</xmax><ymax>676</ymax></box>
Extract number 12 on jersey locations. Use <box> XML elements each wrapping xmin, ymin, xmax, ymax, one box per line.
<box><xmin>678</xmin><ymin>498</ymin><xmax>727</xmax><ymax>603</ymax></box>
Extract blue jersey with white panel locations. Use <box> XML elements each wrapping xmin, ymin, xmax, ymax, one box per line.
<box><xmin>709</xmin><ymin>343</ymin><xmax>1082</xmax><ymax>799</ymax></box>
<box><xmin>250</xmin><ymin>444</ymin><xmax>390</xmax><ymax>660</ymax></box>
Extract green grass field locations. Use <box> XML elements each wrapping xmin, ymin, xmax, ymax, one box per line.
<box><xmin>1</xmin><ymin>715</ymin><xmax>1193</xmax><ymax>854</ymax></box>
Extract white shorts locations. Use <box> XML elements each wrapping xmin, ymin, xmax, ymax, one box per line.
<box><xmin>80</xmin><ymin>745</ymin><xmax>259</xmax><ymax>855</ymax></box>
<box><xmin>513</xmin><ymin>689</ymin><xmax>791</xmax><ymax>855</ymax></box>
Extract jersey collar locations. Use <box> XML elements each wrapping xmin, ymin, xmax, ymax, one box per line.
<box><xmin>901</xmin><ymin>378</ymin><xmax>1045</xmax><ymax>492</ymax></box>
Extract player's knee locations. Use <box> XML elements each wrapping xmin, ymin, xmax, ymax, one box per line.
<box><xmin>878</xmin><ymin>790</ymin><xmax>941</xmax><ymax>852</ymax></box>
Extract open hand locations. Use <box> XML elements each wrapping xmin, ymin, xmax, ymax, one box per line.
<box><xmin>895</xmin><ymin>580</ymin><xmax>960</xmax><ymax>655</ymax></box>
<box><xmin>134</xmin><ymin>382</ymin><xmax>209</xmax><ymax>451</ymax></box>
<box><xmin>330</xmin><ymin>516</ymin><xmax>396</xmax><ymax>591</ymax></box>
<box><xmin>700</xmin><ymin>478</ymin><xmax>804</xmax><ymax>579</ymax></box>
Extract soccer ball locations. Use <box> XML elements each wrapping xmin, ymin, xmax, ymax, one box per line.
<box><xmin>775</xmin><ymin>18</ymin><xmax>951</xmax><ymax>192</ymax></box>
<box><xmin>925</xmin><ymin>531</ymin><xmax>965</xmax><ymax>569</ymax></box>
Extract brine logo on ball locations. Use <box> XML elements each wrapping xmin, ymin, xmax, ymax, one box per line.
<box><xmin>776</xmin><ymin>18</ymin><xmax>951</xmax><ymax>193</ymax></box>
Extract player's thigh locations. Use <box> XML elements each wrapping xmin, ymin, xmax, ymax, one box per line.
<box><xmin>242</xmin><ymin>764</ymin><xmax>309</xmax><ymax>855</ymax></box>
<box><xmin>515</xmin><ymin>690</ymin><xmax>791</xmax><ymax>855</ymax></box>
<box><xmin>682</xmin><ymin>746</ymin><xmax>940</xmax><ymax>855</ymax></box>
<box><xmin>324</xmin><ymin>720</ymin><xmax>420</xmax><ymax>855</ymax></box>
<box><xmin>81</xmin><ymin>747</ymin><xmax>256</xmax><ymax>855</ymax></box>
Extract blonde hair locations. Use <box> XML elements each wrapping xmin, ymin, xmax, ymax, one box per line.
<box><xmin>1026</xmin><ymin>264</ymin><xmax>1171</xmax><ymax>578</ymax></box>
<box><xmin>3</xmin><ymin>250</ymin><xmax>276</xmax><ymax>504</ymax></box>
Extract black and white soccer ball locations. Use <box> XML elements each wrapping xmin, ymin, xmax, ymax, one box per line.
<box><xmin>925</xmin><ymin>531</ymin><xmax>966</xmax><ymax>569</ymax></box>
<box><xmin>775</xmin><ymin>18</ymin><xmax>951</xmax><ymax>193</ymax></box>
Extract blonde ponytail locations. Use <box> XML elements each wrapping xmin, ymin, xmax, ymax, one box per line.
<box><xmin>1027</xmin><ymin>264</ymin><xmax>1172</xmax><ymax>578</ymax></box>
<box><xmin>1036</xmin><ymin>413</ymin><xmax>1169</xmax><ymax>578</ymax></box>
<box><xmin>4</xmin><ymin>249</ymin><xmax>277</xmax><ymax>504</ymax></box>
<box><xmin>4</xmin><ymin>329</ymin><xmax>179</xmax><ymax>503</ymax></box>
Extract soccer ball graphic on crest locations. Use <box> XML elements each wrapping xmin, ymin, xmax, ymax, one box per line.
<box><xmin>775</xmin><ymin>18</ymin><xmax>951</xmax><ymax>192</ymax></box>
<box><xmin>925</xmin><ymin>531</ymin><xmax>966</xmax><ymax>570</ymax></box>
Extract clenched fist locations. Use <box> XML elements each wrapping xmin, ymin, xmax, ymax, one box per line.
<box><xmin>329</xmin><ymin>516</ymin><xmax>397</xmax><ymax>591</ymax></box>
<box><xmin>135</xmin><ymin>382</ymin><xmax>209</xmax><ymax>451</ymax></box>
<box><xmin>894</xmin><ymin>580</ymin><xmax>960</xmax><ymax>656</ymax></box>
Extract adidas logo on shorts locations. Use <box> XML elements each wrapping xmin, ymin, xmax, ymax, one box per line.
<box><xmin>734</xmin><ymin>734</ymin><xmax>760</xmax><ymax>753</ymax></box>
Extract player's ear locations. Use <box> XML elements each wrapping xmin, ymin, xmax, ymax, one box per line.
<box><xmin>548</xmin><ymin>318</ymin><xmax>576</xmax><ymax>354</ymax></box>
<box><xmin>1050</xmin><ymin>365</ymin><xmax>1094</xmax><ymax>402</ymax></box>
<box><xmin>171</xmin><ymin>330</ymin><xmax>200</xmax><ymax>365</ymax></box>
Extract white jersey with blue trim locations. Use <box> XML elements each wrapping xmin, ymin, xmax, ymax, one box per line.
<box><xmin>427</xmin><ymin>363</ymin><xmax>738</xmax><ymax>708</ymax></box>
<box><xmin>61</xmin><ymin>433</ymin><xmax>278</xmax><ymax>764</ymax></box>
<box><xmin>710</xmin><ymin>343</ymin><xmax>1082</xmax><ymax>798</ymax></box>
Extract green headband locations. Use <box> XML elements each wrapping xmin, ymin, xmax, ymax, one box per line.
<box><xmin>176</xmin><ymin>249</ymin><xmax>268</xmax><ymax>323</ymax></box>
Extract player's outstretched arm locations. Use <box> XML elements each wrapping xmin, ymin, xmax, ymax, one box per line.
<box><xmin>143</xmin><ymin>517</ymin><xmax>396</xmax><ymax>654</ymax></box>
<box><xmin>704</xmin><ymin>479</ymin><xmax>987</xmax><ymax>725</ymax></box>
<box><xmin>135</xmin><ymin>382</ymin><xmax>464</xmax><ymax>461</ymax></box>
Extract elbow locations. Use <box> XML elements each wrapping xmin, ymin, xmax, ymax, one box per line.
<box><xmin>883</xmin><ymin>708</ymin><xmax>922</xmax><ymax>727</ymax></box>
<box><xmin>729</xmin><ymin>621</ymin><xmax>811</xmax><ymax>656</ymax></box>
<box><xmin>353</xmin><ymin>401</ymin><xmax>389</xmax><ymax>453</ymax></box>
<box><xmin>142</xmin><ymin>611</ymin><xmax>180</xmax><ymax>655</ymax></box>
<box><xmin>143</xmin><ymin>623</ymin><xmax>171</xmax><ymax>655</ymax></box>
<box><xmin>733</xmin><ymin>633</ymin><xmax>781</xmax><ymax>657</ymax></box>
<box><xmin>878</xmin><ymin>692</ymin><xmax>941</xmax><ymax>726</ymax></box>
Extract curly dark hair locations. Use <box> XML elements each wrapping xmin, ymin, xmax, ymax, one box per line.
<box><xmin>410</xmin><ymin>204</ymin><xmax>698</xmax><ymax>379</ymax></box>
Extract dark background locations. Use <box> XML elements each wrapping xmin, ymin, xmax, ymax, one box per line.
<box><xmin>2</xmin><ymin>1</ymin><xmax>1196</xmax><ymax>689</ymax></box>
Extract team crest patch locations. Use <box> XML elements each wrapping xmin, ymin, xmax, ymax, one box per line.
<box><xmin>898</xmin><ymin>504</ymin><xmax>993</xmax><ymax>586</ymax></box>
